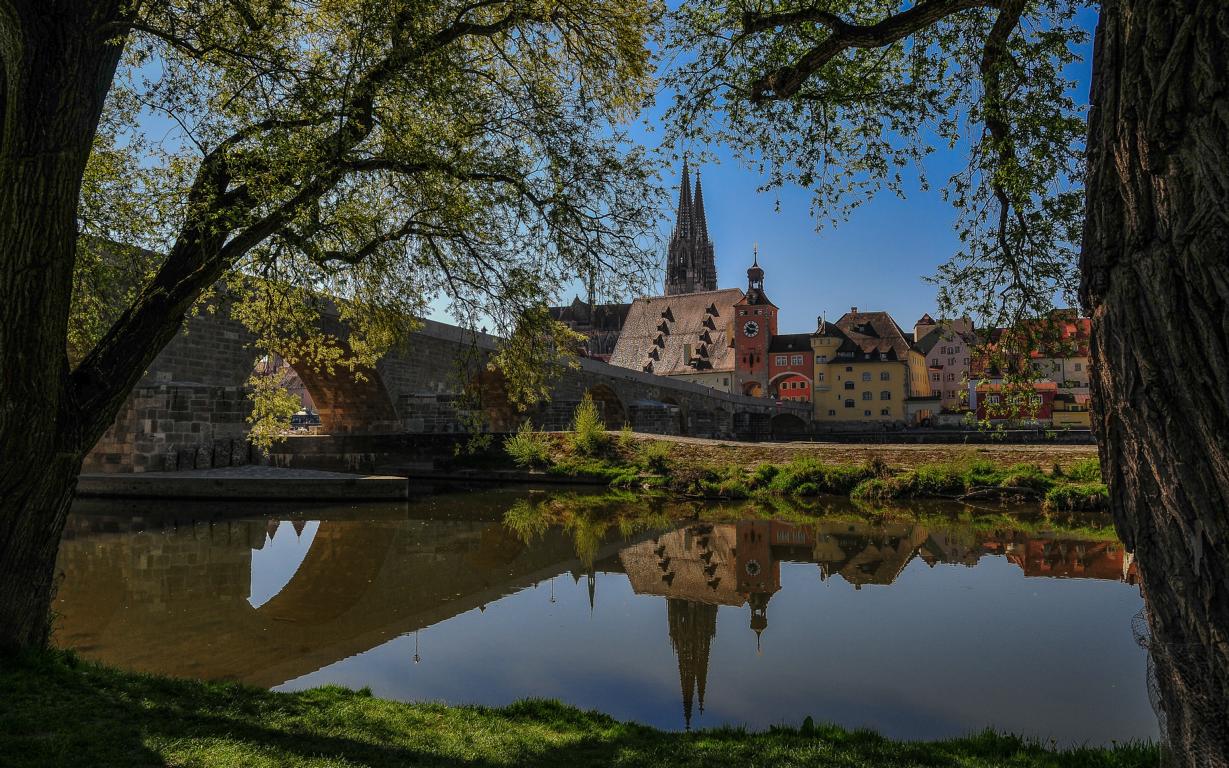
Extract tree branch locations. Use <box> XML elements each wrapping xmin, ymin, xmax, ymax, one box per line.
<box><xmin>744</xmin><ymin>0</ymin><xmax>997</xmax><ymax>102</ymax></box>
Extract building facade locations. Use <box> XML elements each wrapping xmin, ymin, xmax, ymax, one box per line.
<box><xmin>810</xmin><ymin>308</ymin><xmax>936</xmax><ymax>424</ymax></box>
<box><xmin>731</xmin><ymin>252</ymin><xmax>778</xmax><ymax>397</ymax></box>
<box><xmin>767</xmin><ymin>334</ymin><xmax>814</xmax><ymax>403</ymax></box>
<box><xmin>913</xmin><ymin>315</ymin><xmax>976</xmax><ymax>412</ymax></box>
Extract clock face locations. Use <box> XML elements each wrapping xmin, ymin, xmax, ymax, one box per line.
<box><xmin>743</xmin><ymin>321</ymin><xmax>760</xmax><ymax>337</ymax></box>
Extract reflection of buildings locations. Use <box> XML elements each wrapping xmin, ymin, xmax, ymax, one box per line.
<box><xmin>618</xmin><ymin>517</ymin><xmax>1138</xmax><ymax>728</ymax></box>
<box><xmin>667</xmin><ymin>599</ymin><xmax>716</xmax><ymax>729</ymax></box>
<box><xmin>57</xmin><ymin>505</ymin><xmax>1138</xmax><ymax>734</ymax></box>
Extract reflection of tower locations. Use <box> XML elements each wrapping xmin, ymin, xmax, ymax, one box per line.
<box><xmin>735</xmin><ymin>520</ymin><xmax>780</xmax><ymax>650</ymax></box>
<box><xmin>667</xmin><ymin>598</ymin><xmax>717</xmax><ymax>730</ymax></box>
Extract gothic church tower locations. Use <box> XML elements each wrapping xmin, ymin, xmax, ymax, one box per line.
<box><xmin>664</xmin><ymin>160</ymin><xmax>718</xmax><ymax>295</ymax></box>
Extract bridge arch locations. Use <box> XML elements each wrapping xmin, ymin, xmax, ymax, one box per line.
<box><xmin>583</xmin><ymin>384</ymin><xmax>627</xmax><ymax>429</ymax></box>
<box><xmin>771</xmin><ymin>412</ymin><xmax>809</xmax><ymax>439</ymax></box>
<box><xmin>658</xmin><ymin>396</ymin><xmax>687</xmax><ymax>435</ymax></box>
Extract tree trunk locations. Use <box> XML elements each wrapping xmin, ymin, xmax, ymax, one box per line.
<box><xmin>1081</xmin><ymin>0</ymin><xmax>1229</xmax><ymax>764</ymax></box>
<box><xmin>0</xmin><ymin>1</ymin><xmax>127</xmax><ymax>652</ymax></box>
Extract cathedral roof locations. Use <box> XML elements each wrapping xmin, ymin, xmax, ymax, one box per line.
<box><xmin>608</xmin><ymin>288</ymin><xmax>743</xmax><ymax>376</ymax></box>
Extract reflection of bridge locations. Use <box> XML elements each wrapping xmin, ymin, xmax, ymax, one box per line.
<box><xmin>55</xmin><ymin>504</ymin><xmax>1137</xmax><ymax>731</ymax></box>
<box><xmin>83</xmin><ymin>303</ymin><xmax>809</xmax><ymax>472</ymax></box>
<box><xmin>55</xmin><ymin>506</ymin><xmax>653</xmax><ymax>688</ymax></box>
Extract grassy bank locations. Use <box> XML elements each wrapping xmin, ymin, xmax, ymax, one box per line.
<box><xmin>1</xmin><ymin>650</ymin><xmax>1155</xmax><ymax>767</ymax></box>
<box><xmin>501</xmin><ymin>403</ymin><xmax>1109</xmax><ymax>512</ymax></box>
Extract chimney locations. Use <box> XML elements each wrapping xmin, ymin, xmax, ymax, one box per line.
<box><xmin>850</xmin><ymin>306</ymin><xmax>858</xmax><ymax>314</ymax></box>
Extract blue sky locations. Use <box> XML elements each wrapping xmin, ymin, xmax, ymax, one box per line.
<box><xmin>533</xmin><ymin>6</ymin><xmax>1100</xmax><ymax>336</ymax></box>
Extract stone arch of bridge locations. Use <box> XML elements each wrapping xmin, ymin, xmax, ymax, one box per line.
<box><xmin>770</xmin><ymin>412</ymin><xmax>809</xmax><ymax>439</ymax></box>
<box><xmin>658</xmin><ymin>395</ymin><xmax>687</xmax><ymax>435</ymax></box>
<box><xmin>583</xmin><ymin>384</ymin><xmax>627</xmax><ymax>429</ymax></box>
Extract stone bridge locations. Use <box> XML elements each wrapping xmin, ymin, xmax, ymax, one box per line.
<box><xmin>85</xmin><ymin>303</ymin><xmax>811</xmax><ymax>473</ymax></box>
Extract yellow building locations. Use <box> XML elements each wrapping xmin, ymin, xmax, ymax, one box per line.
<box><xmin>811</xmin><ymin>309</ymin><xmax>937</xmax><ymax>425</ymax></box>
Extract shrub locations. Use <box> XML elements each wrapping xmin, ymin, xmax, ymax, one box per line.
<box><xmin>1066</xmin><ymin>457</ymin><xmax>1103</xmax><ymax>483</ymax></box>
<box><xmin>636</xmin><ymin>441</ymin><xmax>672</xmax><ymax>475</ymax></box>
<box><xmin>851</xmin><ymin>474</ymin><xmax>917</xmax><ymax>501</ymax></box>
<box><xmin>748</xmin><ymin>463</ymin><xmax>779</xmax><ymax>489</ymax></box>
<box><xmin>997</xmin><ymin>464</ymin><xmax>1053</xmax><ymax>492</ymax></box>
<box><xmin>617</xmin><ymin>422</ymin><xmax>636</xmax><ymax>450</ymax></box>
<box><xmin>503</xmin><ymin>422</ymin><xmax>551</xmax><ymax>468</ymax></box>
<box><xmin>569</xmin><ymin>395</ymin><xmax>609</xmax><ymax>456</ymax></box>
<box><xmin>766</xmin><ymin>458</ymin><xmax>874</xmax><ymax>496</ymax></box>
<box><xmin>912</xmin><ymin>462</ymin><xmax>968</xmax><ymax>496</ymax></box>
<box><xmin>1044</xmin><ymin>482</ymin><xmax>1109</xmax><ymax>512</ymax></box>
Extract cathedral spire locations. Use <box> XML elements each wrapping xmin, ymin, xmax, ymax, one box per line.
<box><xmin>664</xmin><ymin>159</ymin><xmax>718</xmax><ymax>296</ymax></box>
<box><xmin>693</xmin><ymin>170</ymin><xmax>708</xmax><ymax>242</ymax></box>
<box><xmin>674</xmin><ymin>158</ymin><xmax>693</xmax><ymax>240</ymax></box>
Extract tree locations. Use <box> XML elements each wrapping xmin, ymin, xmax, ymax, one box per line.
<box><xmin>0</xmin><ymin>0</ymin><xmax>663</xmax><ymax>653</ymax></box>
<box><xmin>668</xmin><ymin>0</ymin><xmax>1227</xmax><ymax>762</ymax></box>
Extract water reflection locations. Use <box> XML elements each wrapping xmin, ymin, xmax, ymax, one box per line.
<box><xmin>54</xmin><ymin>492</ymin><xmax>1154</xmax><ymax>745</ymax></box>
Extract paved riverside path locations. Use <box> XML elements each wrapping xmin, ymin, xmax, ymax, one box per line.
<box><xmin>76</xmin><ymin>465</ymin><xmax>409</xmax><ymax>500</ymax></box>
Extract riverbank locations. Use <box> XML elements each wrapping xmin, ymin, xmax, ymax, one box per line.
<box><xmin>500</xmin><ymin>423</ymin><xmax>1110</xmax><ymax>512</ymax></box>
<box><xmin>1</xmin><ymin>650</ymin><xmax>1155</xmax><ymax>767</ymax></box>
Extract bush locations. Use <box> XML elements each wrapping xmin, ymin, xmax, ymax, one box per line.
<box><xmin>569</xmin><ymin>395</ymin><xmax>609</xmax><ymax>456</ymax></box>
<box><xmin>997</xmin><ymin>464</ymin><xmax>1053</xmax><ymax>492</ymax></box>
<box><xmin>503</xmin><ymin>421</ymin><xmax>552</xmax><ymax>468</ymax></box>
<box><xmin>850</xmin><ymin>474</ymin><xmax>917</xmax><ymax>501</ymax></box>
<box><xmin>617</xmin><ymin>422</ymin><xmax>636</xmax><ymax>450</ymax></box>
<box><xmin>748</xmin><ymin>463</ymin><xmax>779</xmax><ymax>489</ymax></box>
<box><xmin>636</xmin><ymin>441</ymin><xmax>672</xmax><ymax>475</ymax></box>
<box><xmin>1044</xmin><ymin>482</ymin><xmax>1109</xmax><ymax>512</ymax></box>
<box><xmin>1066</xmin><ymin>457</ymin><xmax>1103</xmax><ymax>483</ymax></box>
<box><xmin>765</xmin><ymin>458</ymin><xmax>874</xmax><ymax>496</ymax></box>
<box><xmin>912</xmin><ymin>462</ymin><xmax>968</xmax><ymax>496</ymax></box>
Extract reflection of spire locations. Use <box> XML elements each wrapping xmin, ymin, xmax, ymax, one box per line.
<box><xmin>587</xmin><ymin>571</ymin><xmax>596</xmax><ymax>613</ymax></box>
<box><xmin>292</xmin><ymin>519</ymin><xmax>306</xmax><ymax>538</ymax></box>
<box><xmin>266</xmin><ymin>520</ymin><xmax>280</xmax><ymax>541</ymax></box>
<box><xmin>667</xmin><ymin>598</ymin><xmax>717</xmax><ymax>731</ymax></box>
<box><xmin>413</xmin><ymin>630</ymin><xmax>421</xmax><ymax>664</ymax></box>
<box><xmin>749</xmin><ymin>591</ymin><xmax>770</xmax><ymax>654</ymax></box>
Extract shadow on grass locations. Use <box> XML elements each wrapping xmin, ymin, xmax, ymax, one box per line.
<box><xmin>0</xmin><ymin>650</ymin><xmax>1157</xmax><ymax>768</ymax></box>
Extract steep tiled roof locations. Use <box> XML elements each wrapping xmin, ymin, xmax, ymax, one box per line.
<box><xmin>833</xmin><ymin>310</ymin><xmax>914</xmax><ymax>358</ymax></box>
<box><xmin>549</xmin><ymin>296</ymin><xmax>631</xmax><ymax>331</ymax></box>
<box><xmin>608</xmin><ymin>288</ymin><xmax>743</xmax><ymax>376</ymax></box>
<box><xmin>768</xmin><ymin>333</ymin><xmax>812</xmax><ymax>353</ymax></box>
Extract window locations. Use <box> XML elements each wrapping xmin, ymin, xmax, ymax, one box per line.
<box><xmin>864</xmin><ymin>410</ymin><xmax>872</xmax><ymax>417</ymax></box>
<box><xmin>880</xmin><ymin>390</ymin><xmax>891</xmax><ymax>400</ymax></box>
<box><xmin>862</xmin><ymin>391</ymin><xmax>872</xmax><ymax>401</ymax></box>
<box><xmin>723</xmin><ymin>378</ymin><xmax>729</xmax><ymax>386</ymax></box>
<box><xmin>828</xmin><ymin>409</ymin><xmax>836</xmax><ymax>416</ymax></box>
<box><xmin>818</xmin><ymin>372</ymin><xmax>825</xmax><ymax>382</ymax></box>
<box><xmin>949</xmin><ymin>357</ymin><xmax>956</xmax><ymax>366</ymax></box>
<box><xmin>775</xmin><ymin>355</ymin><xmax>787</xmax><ymax>366</ymax></box>
<box><xmin>844</xmin><ymin>399</ymin><xmax>855</xmax><ymax>408</ymax></box>
<box><xmin>861</xmin><ymin>372</ymin><xmax>872</xmax><ymax>382</ymax></box>
<box><xmin>1074</xmin><ymin>362</ymin><xmax>1083</xmax><ymax>371</ymax></box>
<box><xmin>816</xmin><ymin>355</ymin><xmax>828</xmax><ymax>363</ymax></box>
<box><xmin>946</xmin><ymin>373</ymin><xmax>956</xmax><ymax>382</ymax></box>
<box><xmin>792</xmin><ymin>354</ymin><xmax>804</xmax><ymax>365</ymax></box>
<box><xmin>963</xmin><ymin>357</ymin><xmax>970</xmax><ymax>365</ymax></box>
<box><xmin>800</xmin><ymin>381</ymin><xmax>808</xmax><ymax>389</ymax></box>
<box><xmin>881</xmin><ymin>408</ymin><xmax>890</xmax><ymax>416</ymax></box>
<box><xmin>880</xmin><ymin>371</ymin><xmax>890</xmax><ymax>381</ymax></box>
<box><xmin>988</xmin><ymin>394</ymin><xmax>1001</xmax><ymax>405</ymax></box>
<box><xmin>845</xmin><ymin>366</ymin><xmax>853</xmax><ymax>372</ymax></box>
<box><xmin>931</xmin><ymin>358</ymin><xmax>939</xmax><ymax>366</ymax></box>
<box><xmin>931</xmin><ymin>373</ymin><xmax>940</xmax><ymax>382</ymax></box>
<box><xmin>953</xmin><ymin>345</ymin><xmax>962</xmax><ymax>354</ymax></box>
<box><xmin>844</xmin><ymin>381</ymin><xmax>854</xmax><ymax>390</ymax></box>
<box><xmin>739</xmin><ymin>310</ymin><xmax>747</xmax><ymax>316</ymax></box>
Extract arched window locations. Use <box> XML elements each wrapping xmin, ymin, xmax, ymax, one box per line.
<box><xmin>844</xmin><ymin>381</ymin><xmax>854</xmax><ymax>390</ymax></box>
<box><xmin>880</xmin><ymin>390</ymin><xmax>891</xmax><ymax>400</ymax></box>
<box><xmin>880</xmin><ymin>371</ymin><xmax>890</xmax><ymax>381</ymax></box>
<box><xmin>862</xmin><ymin>391</ymin><xmax>872</xmax><ymax>400</ymax></box>
<box><xmin>861</xmin><ymin>372</ymin><xmax>872</xmax><ymax>382</ymax></box>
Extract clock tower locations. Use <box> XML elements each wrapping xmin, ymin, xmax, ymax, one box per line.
<box><xmin>733</xmin><ymin>248</ymin><xmax>776</xmax><ymax>397</ymax></box>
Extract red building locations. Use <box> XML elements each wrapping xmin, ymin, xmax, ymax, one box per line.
<box><xmin>767</xmin><ymin>334</ymin><xmax>814</xmax><ymax>403</ymax></box>
<box><xmin>974</xmin><ymin>380</ymin><xmax>1057</xmax><ymax>422</ymax></box>
<box><xmin>732</xmin><ymin>250</ymin><xmax>777</xmax><ymax>397</ymax></box>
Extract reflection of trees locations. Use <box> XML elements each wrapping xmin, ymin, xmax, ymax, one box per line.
<box><xmin>503</xmin><ymin>493</ymin><xmax>677</xmax><ymax>569</ymax></box>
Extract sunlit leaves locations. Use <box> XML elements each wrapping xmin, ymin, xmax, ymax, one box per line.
<box><xmin>78</xmin><ymin>0</ymin><xmax>667</xmax><ymax>427</ymax></box>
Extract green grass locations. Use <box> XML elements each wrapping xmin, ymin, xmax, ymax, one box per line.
<box><xmin>0</xmin><ymin>650</ymin><xmax>1156</xmax><ymax>768</ymax></box>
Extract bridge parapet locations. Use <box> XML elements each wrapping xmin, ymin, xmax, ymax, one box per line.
<box><xmin>84</xmin><ymin>309</ymin><xmax>812</xmax><ymax>473</ymax></box>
